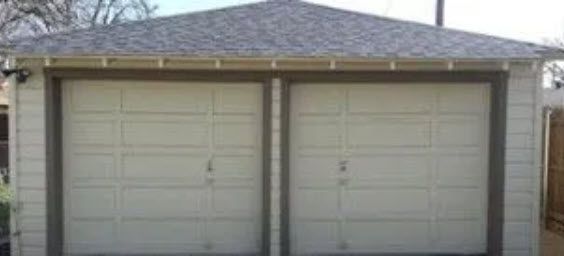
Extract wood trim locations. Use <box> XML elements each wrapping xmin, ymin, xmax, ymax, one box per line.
<box><xmin>43</xmin><ymin>68</ymin><xmax>508</xmax><ymax>256</ymax></box>
<box><xmin>44</xmin><ymin>69</ymin><xmax>274</xmax><ymax>256</ymax></box>
<box><xmin>487</xmin><ymin>72</ymin><xmax>508</xmax><ymax>256</ymax></box>
<box><xmin>278</xmin><ymin>71</ymin><xmax>508</xmax><ymax>256</ymax></box>
<box><xmin>44</xmin><ymin>68</ymin><xmax>273</xmax><ymax>82</ymax></box>
<box><xmin>45</xmin><ymin>74</ymin><xmax>63</xmax><ymax>256</ymax></box>
<box><xmin>261</xmin><ymin>79</ymin><xmax>273</xmax><ymax>255</ymax></box>
<box><xmin>290</xmin><ymin>254</ymin><xmax>487</xmax><ymax>256</ymax></box>
<box><xmin>279</xmin><ymin>80</ymin><xmax>291</xmax><ymax>256</ymax></box>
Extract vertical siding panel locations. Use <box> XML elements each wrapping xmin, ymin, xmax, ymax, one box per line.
<box><xmin>270</xmin><ymin>79</ymin><xmax>282</xmax><ymax>256</ymax></box>
<box><xmin>504</xmin><ymin>63</ymin><xmax>542</xmax><ymax>256</ymax></box>
<box><xmin>8</xmin><ymin>68</ymin><xmax>21</xmax><ymax>256</ymax></box>
<box><xmin>530</xmin><ymin>64</ymin><xmax>544</xmax><ymax>256</ymax></box>
<box><xmin>13</xmin><ymin>67</ymin><xmax>47</xmax><ymax>256</ymax></box>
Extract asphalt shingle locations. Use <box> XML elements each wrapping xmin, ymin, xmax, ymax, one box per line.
<box><xmin>10</xmin><ymin>0</ymin><xmax>564</xmax><ymax>59</ymax></box>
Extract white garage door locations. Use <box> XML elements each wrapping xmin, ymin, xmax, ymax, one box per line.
<box><xmin>290</xmin><ymin>83</ymin><xmax>490</xmax><ymax>255</ymax></box>
<box><xmin>63</xmin><ymin>80</ymin><xmax>262</xmax><ymax>255</ymax></box>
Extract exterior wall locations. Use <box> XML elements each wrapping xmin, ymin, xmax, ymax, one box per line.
<box><xmin>9</xmin><ymin>63</ymin><xmax>543</xmax><ymax>256</ymax></box>
<box><xmin>10</xmin><ymin>66</ymin><xmax>46</xmax><ymax>256</ymax></box>
<box><xmin>504</xmin><ymin>63</ymin><xmax>543</xmax><ymax>256</ymax></box>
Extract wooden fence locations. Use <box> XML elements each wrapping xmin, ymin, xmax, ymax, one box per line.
<box><xmin>547</xmin><ymin>108</ymin><xmax>564</xmax><ymax>234</ymax></box>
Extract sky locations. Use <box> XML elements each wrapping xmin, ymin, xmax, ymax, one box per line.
<box><xmin>155</xmin><ymin>0</ymin><xmax>564</xmax><ymax>44</ymax></box>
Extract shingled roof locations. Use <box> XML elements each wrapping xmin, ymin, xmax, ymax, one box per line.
<box><xmin>10</xmin><ymin>0</ymin><xmax>564</xmax><ymax>59</ymax></box>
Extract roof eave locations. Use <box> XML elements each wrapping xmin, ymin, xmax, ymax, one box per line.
<box><xmin>9</xmin><ymin>53</ymin><xmax>551</xmax><ymax>62</ymax></box>
<box><xmin>10</xmin><ymin>54</ymin><xmax>546</xmax><ymax>73</ymax></box>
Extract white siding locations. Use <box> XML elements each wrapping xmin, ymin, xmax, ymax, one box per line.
<box><xmin>10</xmin><ymin>63</ymin><xmax>544</xmax><ymax>256</ymax></box>
<box><xmin>503</xmin><ymin>63</ymin><xmax>543</xmax><ymax>256</ymax></box>
<box><xmin>11</xmin><ymin>66</ymin><xmax>46</xmax><ymax>256</ymax></box>
<box><xmin>270</xmin><ymin>79</ymin><xmax>282</xmax><ymax>256</ymax></box>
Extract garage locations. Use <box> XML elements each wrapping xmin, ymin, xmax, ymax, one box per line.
<box><xmin>290</xmin><ymin>83</ymin><xmax>491</xmax><ymax>254</ymax></box>
<box><xmin>62</xmin><ymin>80</ymin><xmax>264</xmax><ymax>254</ymax></box>
<box><xmin>8</xmin><ymin>0</ymin><xmax>563</xmax><ymax>255</ymax></box>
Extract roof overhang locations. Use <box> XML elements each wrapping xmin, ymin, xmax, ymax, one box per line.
<box><xmin>538</xmin><ymin>48</ymin><xmax>564</xmax><ymax>60</ymax></box>
<box><xmin>11</xmin><ymin>55</ymin><xmax>548</xmax><ymax>72</ymax></box>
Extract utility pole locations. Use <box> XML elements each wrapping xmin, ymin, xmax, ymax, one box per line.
<box><xmin>436</xmin><ymin>0</ymin><xmax>445</xmax><ymax>27</ymax></box>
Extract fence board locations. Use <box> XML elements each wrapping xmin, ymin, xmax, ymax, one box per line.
<box><xmin>547</xmin><ymin>108</ymin><xmax>564</xmax><ymax>235</ymax></box>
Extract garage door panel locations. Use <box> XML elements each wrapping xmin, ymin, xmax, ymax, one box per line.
<box><xmin>347</xmin><ymin>85</ymin><xmax>434</xmax><ymax>114</ymax></box>
<box><xmin>350</xmin><ymin>147</ymin><xmax>428</xmax><ymax>156</ymax></box>
<box><xmin>123</xmin><ymin>86</ymin><xmax>211</xmax><ymax>114</ymax></box>
<box><xmin>437</xmin><ymin>189</ymin><xmax>485</xmax><ymax>219</ymax></box>
<box><xmin>214</xmin><ymin>121</ymin><xmax>258</xmax><ymax>147</ymax></box>
<box><xmin>348</xmin><ymin>119</ymin><xmax>431</xmax><ymax>147</ymax></box>
<box><xmin>437</xmin><ymin>118</ymin><xmax>484</xmax><ymax>146</ymax></box>
<box><xmin>123</xmin><ymin>121</ymin><xmax>208</xmax><ymax>146</ymax></box>
<box><xmin>123</xmin><ymin>85</ymin><xmax>210</xmax><ymax>113</ymax></box>
<box><xmin>293</xmin><ymin>156</ymin><xmax>340</xmax><ymax>186</ymax></box>
<box><xmin>213</xmin><ymin>188</ymin><xmax>257</xmax><ymax>216</ymax></box>
<box><xmin>293</xmin><ymin>84</ymin><xmax>342</xmax><ymax>114</ymax></box>
<box><xmin>296</xmin><ymin>121</ymin><xmax>340</xmax><ymax>148</ymax></box>
<box><xmin>68</xmin><ymin>113</ymin><xmax>119</xmax><ymax>122</ymax></box>
<box><xmin>437</xmin><ymin>155</ymin><xmax>484</xmax><ymax>187</ymax></box>
<box><xmin>436</xmin><ymin>220</ymin><xmax>486</xmax><ymax>252</ymax></box>
<box><xmin>212</xmin><ymin>155</ymin><xmax>258</xmax><ymax>179</ymax></box>
<box><xmin>116</xmin><ymin>244</ymin><xmax>204</xmax><ymax>255</ymax></box>
<box><xmin>345</xmin><ymin>221</ymin><xmax>430</xmax><ymax>250</ymax></box>
<box><xmin>214</xmin><ymin>115</ymin><xmax>258</xmax><ymax>123</ymax></box>
<box><xmin>294</xmin><ymin>188</ymin><xmax>339</xmax><ymax>218</ymax></box>
<box><xmin>293</xmin><ymin>221</ymin><xmax>339</xmax><ymax>253</ymax></box>
<box><xmin>68</xmin><ymin>219</ymin><xmax>115</xmax><ymax>245</ymax></box>
<box><xmin>296</xmin><ymin>148</ymin><xmax>341</xmax><ymax>157</ymax></box>
<box><xmin>70</xmin><ymin>187</ymin><xmax>116</xmax><ymax>217</ymax></box>
<box><xmin>122</xmin><ymin>187</ymin><xmax>203</xmax><ymax>217</ymax></box>
<box><xmin>71</xmin><ymin>121</ymin><xmax>114</xmax><ymax>145</ymax></box>
<box><xmin>122</xmin><ymin>154</ymin><xmax>207</xmax><ymax>180</ymax></box>
<box><xmin>208</xmin><ymin>220</ymin><xmax>258</xmax><ymax>250</ymax></box>
<box><xmin>70</xmin><ymin>83</ymin><xmax>120</xmax><ymax>112</ymax></box>
<box><xmin>69</xmin><ymin>153</ymin><xmax>115</xmax><ymax>179</ymax></box>
<box><xmin>214</xmin><ymin>85</ymin><xmax>261</xmax><ymax>114</ymax></box>
<box><xmin>343</xmin><ymin>189</ymin><xmax>430</xmax><ymax>218</ymax></box>
<box><xmin>438</xmin><ymin>84</ymin><xmax>488</xmax><ymax>114</ymax></box>
<box><xmin>121</xmin><ymin>220</ymin><xmax>202</xmax><ymax>244</ymax></box>
<box><xmin>348</xmin><ymin>155</ymin><xmax>430</xmax><ymax>187</ymax></box>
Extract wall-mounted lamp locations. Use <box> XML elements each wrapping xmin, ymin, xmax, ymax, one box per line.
<box><xmin>1</xmin><ymin>68</ymin><xmax>31</xmax><ymax>83</ymax></box>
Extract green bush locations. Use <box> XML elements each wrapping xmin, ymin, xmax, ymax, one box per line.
<box><xmin>0</xmin><ymin>181</ymin><xmax>9</xmax><ymax>236</ymax></box>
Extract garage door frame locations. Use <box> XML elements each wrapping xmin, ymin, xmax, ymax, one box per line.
<box><xmin>278</xmin><ymin>71</ymin><xmax>508</xmax><ymax>256</ymax></box>
<box><xmin>44</xmin><ymin>68</ymin><xmax>273</xmax><ymax>256</ymax></box>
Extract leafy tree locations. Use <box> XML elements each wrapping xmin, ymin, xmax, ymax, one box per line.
<box><xmin>0</xmin><ymin>0</ymin><xmax>158</xmax><ymax>41</ymax></box>
<box><xmin>546</xmin><ymin>37</ymin><xmax>564</xmax><ymax>89</ymax></box>
<box><xmin>0</xmin><ymin>0</ymin><xmax>157</xmax><ymax>66</ymax></box>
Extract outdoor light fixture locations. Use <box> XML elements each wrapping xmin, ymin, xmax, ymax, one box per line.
<box><xmin>556</xmin><ymin>79</ymin><xmax>564</xmax><ymax>89</ymax></box>
<box><xmin>1</xmin><ymin>68</ymin><xmax>31</xmax><ymax>83</ymax></box>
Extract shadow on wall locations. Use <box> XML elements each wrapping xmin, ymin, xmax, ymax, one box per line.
<box><xmin>0</xmin><ymin>79</ymin><xmax>9</xmax><ymax>255</ymax></box>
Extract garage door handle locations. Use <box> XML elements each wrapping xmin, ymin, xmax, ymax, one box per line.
<box><xmin>207</xmin><ymin>159</ymin><xmax>214</xmax><ymax>172</ymax></box>
<box><xmin>339</xmin><ymin>161</ymin><xmax>348</xmax><ymax>172</ymax></box>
